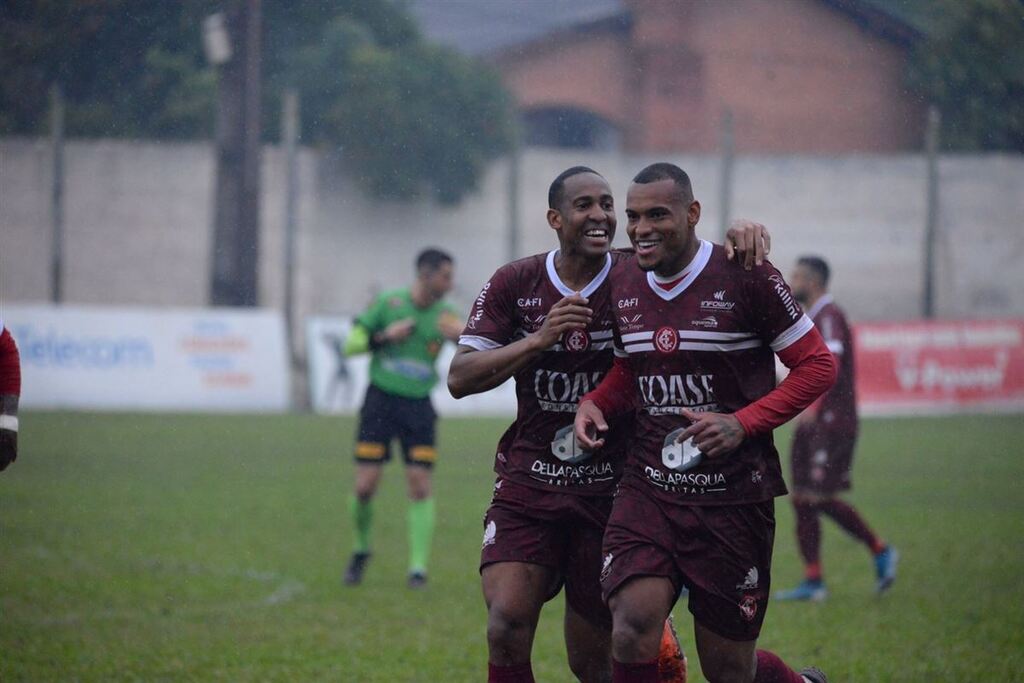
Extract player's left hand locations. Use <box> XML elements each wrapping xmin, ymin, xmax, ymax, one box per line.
<box><xmin>724</xmin><ymin>219</ymin><xmax>771</xmax><ymax>270</ymax></box>
<box><xmin>678</xmin><ymin>408</ymin><xmax>745</xmax><ymax>458</ymax></box>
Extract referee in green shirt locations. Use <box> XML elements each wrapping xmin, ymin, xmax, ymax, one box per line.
<box><xmin>343</xmin><ymin>248</ymin><xmax>463</xmax><ymax>588</ymax></box>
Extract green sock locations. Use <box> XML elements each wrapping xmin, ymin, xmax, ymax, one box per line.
<box><xmin>408</xmin><ymin>497</ymin><xmax>435</xmax><ymax>573</ymax></box>
<box><xmin>350</xmin><ymin>496</ymin><xmax>373</xmax><ymax>554</ymax></box>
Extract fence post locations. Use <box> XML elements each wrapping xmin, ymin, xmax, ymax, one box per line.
<box><xmin>923</xmin><ymin>105</ymin><xmax>941</xmax><ymax>319</ymax></box>
<box><xmin>717</xmin><ymin>109</ymin><xmax>734</xmax><ymax>243</ymax></box>
<box><xmin>49</xmin><ymin>84</ymin><xmax>65</xmax><ymax>304</ymax></box>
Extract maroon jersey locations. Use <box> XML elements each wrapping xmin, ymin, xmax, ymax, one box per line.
<box><xmin>459</xmin><ymin>250</ymin><xmax>631</xmax><ymax>494</ymax></box>
<box><xmin>610</xmin><ymin>240</ymin><xmax>815</xmax><ymax>505</ymax></box>
<box><xmin>805</xmin><ymin>295</ymin><xmax>858</xmax><ymax>434</ymax></box>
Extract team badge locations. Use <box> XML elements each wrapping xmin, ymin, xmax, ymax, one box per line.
<box><xmin>739</xmin><ymin>595</ymin><xmax>758</xmax><ymax>621</ymax></box>
<box><xmin>654</xmin><ymin>326</ymin><xmax>678</xmax><ymax>353</ymax></box>
<box><xmin>563</xmin><ymin>329</ymin><xmax>590</xmax><ymax>352</ymax></box>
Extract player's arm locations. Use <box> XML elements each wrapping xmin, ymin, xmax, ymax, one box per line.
<box><xmin>343</xmin><ymin>295</ymin><xmax>415</xmax><ymax>356</ymax></box>
<box><xmin>448</xmin><ymin>294</ymin><xmax>593</xmax><ymax>398</ymax></box>
<box><xmin>724</xmin><ymin>219</ymin><xmax>771</xmax><ymax>270</ymax></box>
<box><xmin>574</xmin><ymin>355</ymin><xmax>637</xmax><ymax>450</ymax></box>
<box><xmin>0</xmin><ymin>327</ymin><xmax>21</xmax><ymax>472</ymax></box>
<box><xmin>680</xmin><ymin>328</ymin><xmax>836</xmax><ymax>457</ymax></box>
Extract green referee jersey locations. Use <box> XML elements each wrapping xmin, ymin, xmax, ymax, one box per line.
<box><xmin>356</xmin><ymin>288</ymin><xmax>459</xmax><ymax>399</ymax></box>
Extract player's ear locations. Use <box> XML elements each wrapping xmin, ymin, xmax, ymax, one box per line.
<box><xmin>687</xmin><ymin>200</ymin><xmax>701</xmax><ymax>228</ymax></box>
<box><xmin>547</xmin><ymin>207</ymin><xmax>564</xmax><ymax>232</ymax></box>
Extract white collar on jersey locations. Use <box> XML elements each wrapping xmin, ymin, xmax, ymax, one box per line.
<box><xmin>545</xmin><ymin>250</ymin><xmax>612</xmax><ymax>298</ymax></box>
<box><xmin>804</xmin><ymin>293</ymin><xmax>834</xmax><ymax>320</ymax></box>
<box><xmin>646</xmin><ymin>239</ymin><xmax>713</xmax><ymax>301</ymax></box>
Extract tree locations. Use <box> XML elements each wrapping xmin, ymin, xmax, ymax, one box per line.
<box><xmin>0</xmin><ymin>1</ymin><xmax>513</xmax><ymax>202</ymax></box>
<box><xmin>907</xmin><ymin>0</ymin><xmax>1024</xmax><ymax>152</ymax></box>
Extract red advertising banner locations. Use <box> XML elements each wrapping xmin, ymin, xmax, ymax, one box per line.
<box><xmin>854</xmin><ymin>319</ymin><xmax>1024</xmax><ymax>415</ymax></box>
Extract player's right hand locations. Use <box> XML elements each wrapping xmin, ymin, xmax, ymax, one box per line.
<box><xmin>574</xmin><ymin>399</ymin><xmax>608</xmax><ymax>450</ymax></box>
<box><xmin>383</xmin><ymin>318</ymin><xmax>416</xmax><ymax>343</ymax></box>
<box><xmin>0</xmin><ymin>428</ymin><xmax>16</xmax><ymax>471</ymax></box>
<box><xmin>533</xmin><ymin>294</ymin><xmax>592</xmax><ymax>349</ymax></box>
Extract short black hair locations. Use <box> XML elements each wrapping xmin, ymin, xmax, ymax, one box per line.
<box><xmin>631</xmin><ymin>162</ymin><xmax>694</xmax><ymax>202</ymax></box>
<box><xmin>416</xmin><ymin>248</ymin><xmax>453</xmax><ymax>272</ymax></box>
<box><xmin>548</xmin><ymin>166</ymin><xmax>602</xmax><ymax>210</ymax></box>
<box><xmin>797</xmin><ymin>255</ymin><xmax>830</xmax><ymax>287</ymax></box>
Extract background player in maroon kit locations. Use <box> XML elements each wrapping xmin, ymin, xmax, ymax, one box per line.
<box><xmin>775</xmin><ymin>256</ymin><xmax>898</xmax><ymax>602</ymax></box>
<box><xmin>0</xmin><ymin>320</ymin><xmax>21</xmax><ymax>472</ymax></box>
<box><xmin>449</xmin><ymin>166</ymin><xmax>770</xmax><ymax>683</ymax></box>
<box><xmin>575</xmin><ymin>164</ymin><xmax>836</xmax><ymax>683</ymax></box>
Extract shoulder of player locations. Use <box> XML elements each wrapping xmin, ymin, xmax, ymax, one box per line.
<box><xmin>485</xmin><ymin>253</ymin><xmax>548</xmax><ymax>292</ymax></box>
<box><xmin>820</xmin><ymin>301</ymin><xmax>851</xmax><ymax>327</ymax></box>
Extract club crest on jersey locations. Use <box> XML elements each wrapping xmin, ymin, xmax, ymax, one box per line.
<box><xmin>739</xmin><ymin>595</ymin><xmax>758</xmax><ymax>621</ymax></box>
<box><xmin>655</xmin><ymin>326</ymin><xmax>678</xmax><ymax>353</ymax></box>
<box><xmin>564</xmin><ymin>329</ymin><xmax>590</xmax><ymax>352</ymax></box>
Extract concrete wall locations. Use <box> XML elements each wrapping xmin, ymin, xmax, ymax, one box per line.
<box><xmin>3</xmin><ymin>138</ymin><xmax>1022</xmax><ymax>346</ymax></box>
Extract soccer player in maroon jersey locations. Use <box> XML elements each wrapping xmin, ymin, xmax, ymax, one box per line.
<box><xmin>575</xmin><ymin>163</ymin><xmax>835</xmax><ymax>683</ymax></box>
<box><xmin>449</xmin><ymin>166</ymin><xmax>770</xmax><ymax>683</ymax></box>
<box><xmin>0</xmin><ymin>320</ymin><xmax>21</xmax><ymax>471</ymax></box>
<box><xmin>774</xmin><ymin>256</ymin><xmax>897</xmax><ymax>602</ymax></box>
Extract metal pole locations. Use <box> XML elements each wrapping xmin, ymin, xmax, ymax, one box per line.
<box><xmin>210</xmin><ymin>0</ymin><xmax>262</xmax><ymax>307</ymax></box>
<box><xmin>923</xmin><ymin>105</ymin><xmax>941</xmax><ymax>319</ymax></box>
<box><xmin>506</xmin><ymin>123</ymin><xmax>521</xmax><ymax>263</ymax></box>
<box><xmin>282</xmin><ymin>89</ymin><xmax>299</xmax><ymax>364</ymax></box>
<box><xmin>717</xmin><ymin>109</ymin><xmax>734</xmax><ymax>242</ymax></box>
<box><xmin>49</xmin><ymin>84</ymin><xmax>65</xmax><ymax>304</ymax></box>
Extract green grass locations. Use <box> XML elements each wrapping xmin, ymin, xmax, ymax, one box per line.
<box><xmin>1</xmin><ymin>412</ymin><xmax>1022</xmax><ymax>681</ymax></box>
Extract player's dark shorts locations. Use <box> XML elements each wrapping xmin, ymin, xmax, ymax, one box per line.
<box><xmin>355</xmin><ymin>384</ymin><xmax>437</xmax><ymax>468</ymax></box>
<box><xmin>790</xmin><ymin>423</ymin><xmax>857</xmax><ymax>494</ymax></box>
<box><xmin>480</xmin><ymin>477</ymin><xmax>613</xmax><ymax>628</ymax></box>
<box><xmin>601</xmin><ymin>482</ymin><xmax>776</xmax><ymax>642</ymax></box>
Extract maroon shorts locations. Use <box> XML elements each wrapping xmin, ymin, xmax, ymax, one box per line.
<box><xmin>601</xmin><ymin>482</ymin><xmax>776</xmax><ymax>642</ymax></box>
<box><xmin>790</xmin><ymin>423</ymin><xmax>857</xmax><ymax>494</ymax></box>
<box><xmin>480</xmin><ymin>477</ymin><xmax>613</xmax><ymax>627</ymax></box>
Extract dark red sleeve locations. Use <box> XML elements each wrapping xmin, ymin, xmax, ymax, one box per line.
<box><xmin>580</xmin><ymin>356</ymin><xmax>636</xmax><ymax>417</ymax></box>
<box><xmin>733</xmin><ymin>327</ymin><xmax>835</xmax><ymax>436</ymax></box>
<box><xmin>0</xmin><ymin>328</ymin><xmax>21</xmax><ymax>395</ymax></box>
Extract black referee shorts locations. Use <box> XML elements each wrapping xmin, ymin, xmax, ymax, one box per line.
<box><xmin>354</xmin><ymin>384</ymin><xmax>438</xmax><ymax>468</ymax></box>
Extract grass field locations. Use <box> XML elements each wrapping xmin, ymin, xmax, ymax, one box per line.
<box><xmin>1</xmin><ymin>412</ymin><xmax>1022</xmax><ymax>681</ymax></box>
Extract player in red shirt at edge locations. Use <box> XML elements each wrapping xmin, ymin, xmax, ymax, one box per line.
<box><xmin>575</xmin><ymin>164</ymin><xmax>836</xmax><ymax>683</ymax></box>
<box><xmin>448</xmin><ymin>166</ymin><xmax>771</xmax><ymax>683</ymax></box>
<box><xmin>0</xmin><ymin>319</ymin><xmax>22</xmax><ymax>472</ymax></box>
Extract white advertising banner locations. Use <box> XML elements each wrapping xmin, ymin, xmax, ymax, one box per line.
<box><xmin>306</xmin><ymin>316</ymin><xmax>517</xmax><ymax>417</ymax></box>
<box><xmin>4</xmin><ymin>304</ymin><xmax>289</xmax><ymax>412</ymax></box>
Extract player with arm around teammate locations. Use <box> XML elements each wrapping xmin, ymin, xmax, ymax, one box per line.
<box><xmin>342</xmin><ymin>248</ymin><xmax>463</xmax><ymax>589</ymax></box>
<box><xmin>575</xmin><ymin>163</ymin><xmax>836</xmax><ymax>683</ymax></box>
<box><xmin>449</xmin><ymin>166</ymin><xmax>771</xmax><ymax>683</ymax></box>
<box><xmin>774</xmin><ymin>256</ymin><xmax>897</xmax><ymax>602</ymax></box>
<box><xmin>0</xmin><ymin>320</ymin><xmax>20</xmax><ymax>472</ymax></box>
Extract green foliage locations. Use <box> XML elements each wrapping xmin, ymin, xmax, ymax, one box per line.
<box><xmin>0</xmin><ymin>0</ymin><xmax>512</xmax><ymax>202</ymax></box>
<box><xmin>907</xmin><ymin>0</ymin><xmax>1024</xmax><ymax>152</ymax></box>
<box><xmin>2</xmin><ymin>412</ymin><xmax>1023</xmax><ymax>681</ymax></box>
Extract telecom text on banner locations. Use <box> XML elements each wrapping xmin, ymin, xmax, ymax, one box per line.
<box><xmin>5</xmin><ymin>304</ymin><xmax>289</xmax><ymax>412</ymax></box>
<box><xmin>854</xmin><ymin>319</ymin><xmax>1024</xmax><ymax>415</ymax></box>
